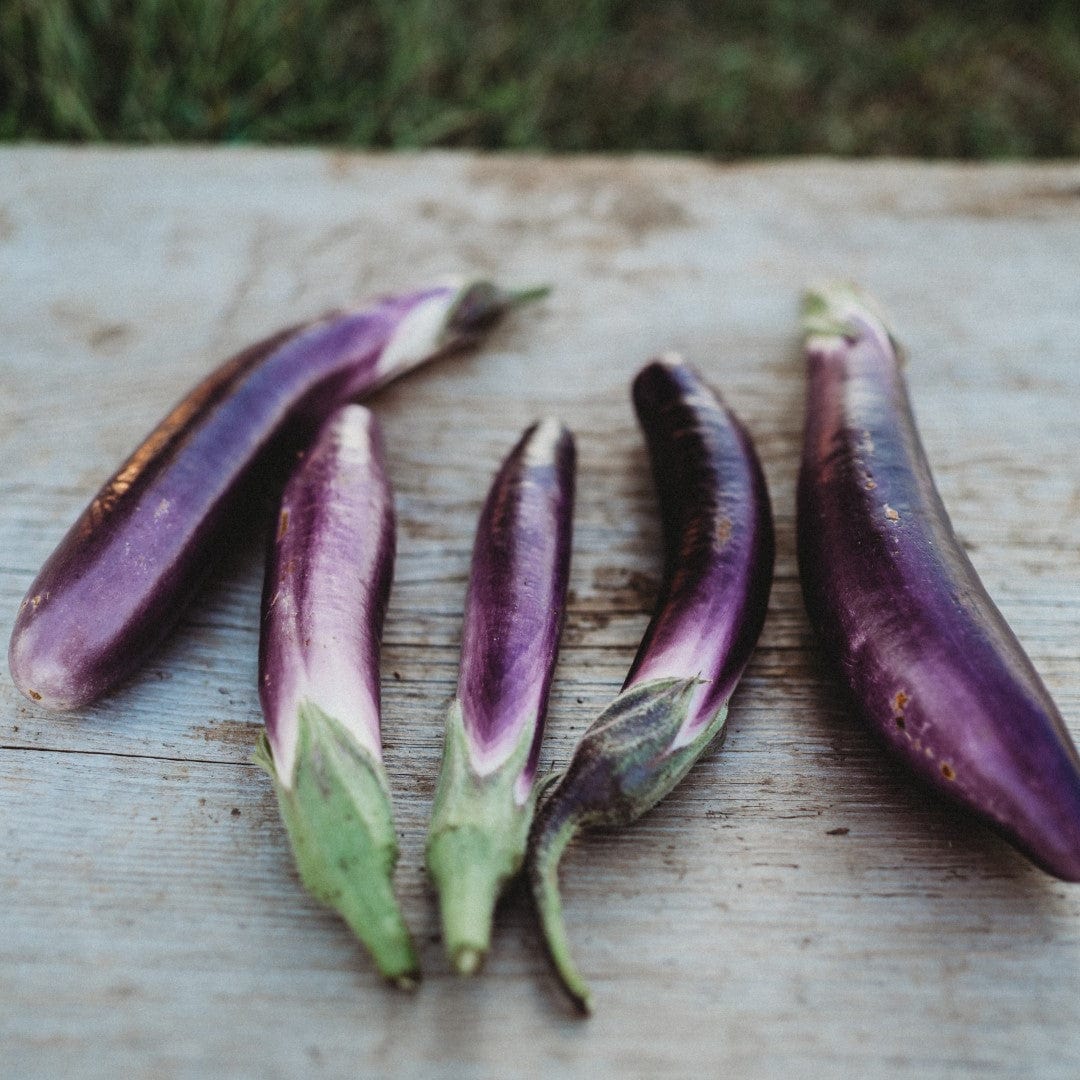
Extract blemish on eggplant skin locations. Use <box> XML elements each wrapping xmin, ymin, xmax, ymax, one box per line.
<box><xmin>884</xmin><ymin>505</ymin><xmax>900</xmax><ymax>522</ymax></box>
<box><xmin>277</xmin><ymin>509</ymin><xmax>290</xmax><ymax>540</ymax></box>
<box><xmin>892</xmin><ymin>689</ymin><xmax>909</xmax><ymax>730</ymax></box>
<box><xmin>28</xmin><ymin>690</ymin><xmax>42</xmax><ymax>701</ymax></box>
<box><xmin>941</xmin><ymin>762</ymin><xmax>956</xmax><ymax>781</ymax></box>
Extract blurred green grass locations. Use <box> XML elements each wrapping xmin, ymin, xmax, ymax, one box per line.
<box><xmin>2</xmin><ymin>1</ymin><xmax>1078</xmax><ymax>156</ymax></box>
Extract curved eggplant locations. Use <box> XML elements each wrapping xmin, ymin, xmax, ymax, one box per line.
<box><xmin>427</xmin><ymin>418</ymin><xmax>576</xmax><ymax>975</ymax></box>
<box><xmin>528</xmin><ymin>356</ymin><xmax>774</xmax><ymax>1013</ymax></box>
<box><xmin>797</xmin><ymin>282</ymin><xmax>1080</xmax><ymax>882</ymax></box>
<box><xmin>9</xmin><ymin>280</ymin><xmax>538</xmax><ymax>711</ymax></box>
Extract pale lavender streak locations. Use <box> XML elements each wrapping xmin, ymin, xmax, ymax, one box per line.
<box><xmin>457</xmin><ymin>420</ymin><xmax>575</xmax><ymax>785</ymax></box>
<box><xmin>9</xmin><ymin>286</ymin><xmax>448</xmax><ymax>710</ymax></box>
<box><xmin>625</xmin><ymin>359</ymin><xmax>774</xmax><ymax>744</ymax></box>
<box><xmin>259</xmin><ymin>406</ymin><xmax>394</xmax><ymax>778</ymax></box>
<box><xmin>798</xmin><ymin>321</ymin><xmax>1080</xmax><ymax>881</ymax></box>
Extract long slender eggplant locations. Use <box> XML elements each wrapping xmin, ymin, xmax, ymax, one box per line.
<box><xmin>427</xmin><ymin>419</ymin><xmax>576</xmax><ymax>975</ymax></box>
<box><xmin>9</xmin><ymin>279</ymin><xmax>542</xmax><ymax>711</ymax></box>
<box><xmin>797</xmin><ymin>282</ymin><xmax>1080</xmax><ymax>881</ymax></box>
<box><xmin>255</xmin><ymin>404</ymin><xmax>418</xmax><ymax>986</ymax></box>
<box><xmin>528</xmin><ymin>356</ymin><xmax>774</xmax><ymax>1013</ymax></box>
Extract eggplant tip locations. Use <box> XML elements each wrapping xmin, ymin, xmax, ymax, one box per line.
<box><xmin>522</xmin><ymin>415</ymin><xmax>573</xmax><ymax>464</ymax></box>
<box><xmin>655</xmin><ymin>350</ymin><xmax>686</xmax><ymax>368</ymax></box>
<box><xmin>448</xmin><ymin>280</ymin><xmax>550</xmax><ymax>334</ymax></box>
<box><xmin>1016</xmin><ymin>825</ymin><xmax>1080</xmax><ymax>884</ymax></box>
<box><xmin>452</xmin><ymin>946</ymin><xmax>484</xmax><ymax>976</ymax></box>
<box><xmin>8</xmin><ymin>638</ymin><xmax>88</xmax><ymax>712</ymax></box>
<box><xmin>562</xmin><ymin>980</ymin><xmax>593</xmax><ymax>1017</ymax></box>
<box><xmin>391</xmin><ymin>971</ymin><xmax>422</xmax><ymax>993</ymax></box>
<box><xmin>505</xmin><ymin>283</ymin><xmax>553</xmax><ymax>305</ymax></box>
<box><xmin>802</xmin><ymin>280</ymin><xmax>891</xmax><ymax>338</ymax></box>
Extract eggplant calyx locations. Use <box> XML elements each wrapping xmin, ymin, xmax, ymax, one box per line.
<box><xmin>802</xmin><ymin>280</ymin><xmax>900</xmax><ymax>359</ymax></box>
<box><xmin>426</xmin><ymin>700</ymin><xmax>539</xmax><ymax>974</ymax></box>
<box><xmin>526</xmin><ymin>677</ymin><xmax>729</xmax><ymax>1015</ymax></box>
<box><xmin>447</xmin><ymin>281</ymin><xmax>551</xmax><ymax>336</ymax></box>
<box><xmin>255</xmin><ymin>701</ymin><xmax>420</xmax><ymax>987</ymax></box>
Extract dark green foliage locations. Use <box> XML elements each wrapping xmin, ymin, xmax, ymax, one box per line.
<box><xmin>2</xmin><ymin>1</ymin><xmax>1078</xmax><ymax>155</ymax></box>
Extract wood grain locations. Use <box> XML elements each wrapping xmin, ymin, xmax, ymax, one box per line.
<box><xmin>2</xmin><ymin>148</ymin><xmax>1080</xmax><ymax>1079</ymax></box>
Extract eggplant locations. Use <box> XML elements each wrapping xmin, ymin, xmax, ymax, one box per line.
<box><xmin>527</xmin><ymin>356</ymin><xmax>774</xmax><ymax>1013</ymax></box>
<box><xmin>797</xmin><ymin>282</ymin><xmax>1080</xmax><ymax>881</ymax></box>
<box><xmin>426</xmin><ymin>418</ymin><xmax>576</xmax><ymax>975</ymax></box>
<box><xmin>254</xmin><ymin>404</ymin><xmax>418</xmax><ymax>987</ymax></box>
<box><xmin>9</xmin><ymin>280</ymin><xmax>540</xmax><ymax>711</ymax></box>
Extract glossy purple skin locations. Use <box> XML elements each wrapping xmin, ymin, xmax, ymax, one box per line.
<box><xmin>259</xmin><ymin>405</ymin><xmax>394</xmax><ymax>773</ymax></box>
<box><xmin>626</xmin><ymin>358</ymin><xmax>775</xmax><ymax>738</ymax></box>
<box><xmin>797</xmin><ymin>314</ymin><xmax>1080</xmax><ymax>881</ymax></box>
<box><xmin>457</xmin><ymin>419</ymin><xmax>576</xmax><ymax>784</ymax></box>
<box><xmin>9</xmin><ymin>284</ymin><xmax>493</xmax><ymax>711</ymax></box>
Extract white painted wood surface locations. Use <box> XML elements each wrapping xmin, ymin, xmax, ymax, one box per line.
<box><xmin>2</xmin><ymin>147</ymin><xmax>1080</xmax><ymax>1079</ymax></box>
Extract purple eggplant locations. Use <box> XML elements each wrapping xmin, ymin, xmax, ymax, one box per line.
<box><xmin>255</xmin><ymin>404</ymin><xmax>418</xmax><ymax>986</ymax></box>
<box><xmin>528</xmin><ymin>356</ymin><xmax>774</xmax><ymax>1013</ymax></box>
<box><xmin>9</xmin><ymin>279</ymin><xmax>542</xmax><ymax>711</ymax></box>
<box><xmin>797</xmin><ymin>282</ymin><xmax>1080</xmax><ymax>881</ymax></box>
<box><xmin>426</xmin><ymin>418</ymin><xmax>576</xmax><ymax>975</ymax></box>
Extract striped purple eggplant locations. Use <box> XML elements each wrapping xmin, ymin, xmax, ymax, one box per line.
<box><xmin>528</xmin><ymin>356</ymin><xmax>774</xmax><ymax>1013</ymax></box>
<box><xmin>426</xmin><ymin>419</ymin><xmax>576</xmax><ymax>975</ymax></box>
<box><xmin>255</xmin><ymin>404</ymin><xmax>418</xmax><ymax>986</ymax></box>
<box><xmin>9</xmin><ymin>279</ymin><xmax>542</xmax><ymax>711</ymax></box>
<box><xmin>797</xmin><ymin>282</ymin><xmax>1080</xmax><ymax>881</ymax></box>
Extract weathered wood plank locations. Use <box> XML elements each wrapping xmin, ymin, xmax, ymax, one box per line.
<box><xmin>2</xmin><ymin>148</ymin><xmax>1080</xmax><ymax>1079</ymax></box>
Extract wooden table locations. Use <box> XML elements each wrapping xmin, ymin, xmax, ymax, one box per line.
<box><xmin>3</xmin><ymin>148</ymin><xmax>1080</xmax><ymax>1079</ymax></box>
